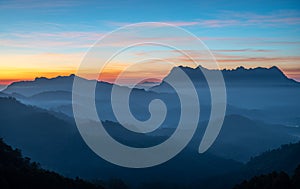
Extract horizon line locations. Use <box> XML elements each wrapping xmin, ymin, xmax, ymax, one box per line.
<box><xmin>1</xmin><ymin>65</ymin><xmax>298</xmax><ymax>86</ymax></box>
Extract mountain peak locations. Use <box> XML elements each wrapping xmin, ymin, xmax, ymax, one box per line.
<box><xmin>34</xmin><ymin>74</ymin><xmax>76</xmax><ymax>81</ymax></box>
<box><xmin>236</xmin><ymin>66</ymin><xmax>246</xmax><ymax>70</ymax></box>
<box><xmin>158</xmin><ymin>65</ymin><xmax>298</xmax><ymax>88</ymax></box>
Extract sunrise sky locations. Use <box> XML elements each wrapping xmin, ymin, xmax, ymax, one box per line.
<box><xmin>0</xmin><ymin>0</ymin><xmax>300</xmax><ymax>85</ymax></box>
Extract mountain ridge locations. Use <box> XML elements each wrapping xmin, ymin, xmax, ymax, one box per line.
<box><xmin>4</xmin><ymin>65</ymin><xmax>299</xmax><ymax>91</ymax></box>
<box><xmin>165</xmin><ymin>65</ymin><xmax>298</xmax><ymax>84</ymax></box>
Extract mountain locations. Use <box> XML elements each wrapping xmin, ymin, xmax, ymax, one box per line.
<box><xmin>0</xmin><ymin>138</ymin><xmax>104</xmax><ymax>189</ymax></box>
<box><xmin>1</xmin><ymin>66</ymin><xmax>300</xmax><ymax>163</ymax></box>
<box><xmin>222</xmin><ymin>66</ymin><xmax>298</xmax><ymax>86</ymax></box>
<box><xmin>233</xmin><ymin>166</ymin><xmax>300</xmax><ymax>189</ymax></box>
<box><xmin>2</xmin><ymin>75</ymin><xmax>175</xmax><ymax>122</ymax></box>
<box><xmin>0</xmin><ymin>97</ymin><xmax>243</xmax><ymax>187</ymax></box>
<box><xmin>232</xmin><ymin>142</ymin><xmax>300</xmax><ymax>189</ymax></box>
<box><xmin>0</xmin><ymin>97</ymin><xmax>78</xmax><ymax>171</ymax></box>
<box><xmin>3</xmin><ymin>74</ymin><xmax>132</xmax><ymax>98</ymax></box>
<box><xmin>1</xmin><ymin>65</ymin><xmax>300</xmax><ymax>188</ymax></box>
<box><xmin>3</xmin><ymin>66</ymin><xmax>300</xmax><ymax>124</ymax></box>
<box><xmin>150</xmin><ymin>66</ymin><xmax>300</xmax><ymax>126</ymax></box>
<box><xmin>3</xmin><ymin>75</ymin><xmax>77</xmax><ymax>96</ymax></box>
<box><xmin>150</xmin><ymin>66</ymin><xmax>298</xmax><ymax>92</ymax></box>
<box><xmin>206</xmin><ymin>115</ymin><xmax>300</xmax><ymax>162</ymax></box>
<box><xmin>4</xmin><ymin>66</ymin><xmax>299</xmax><ymax>97</ymax></box>
<box><xmin>192</xmin><ymin>141</ymin><xmax>300</xmax><ymax>189</ymax></box>
<box><xmin>246</xmin><ymin>141</ymin><xmax>300</xmax><ymax>175</ymax></box>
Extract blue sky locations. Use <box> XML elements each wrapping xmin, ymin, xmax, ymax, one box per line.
<box><xmin>0</xmin><ymin>0</ymin><xmax>300</xmax><ymax>84</ymax></box>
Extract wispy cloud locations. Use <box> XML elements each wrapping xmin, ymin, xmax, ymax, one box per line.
<box><xmin>107</xmin><ymin>10</ymin><xmax>300</xmax><ymax>28</ymax></box>
<box><xmin>213</xmin><ymin>49</ymin><xmax>276</xmax><ymax>53</ymax></box>
<box><xmin>220</xmin><ymin>10</ymin><xmax>300</xmax><ymax>25</ymax></box>
<box><xmin>0</xmin><ymin>0</ymin><xmax>82</xmax><ymax>9</ymax></box>
<box><xmin>107</xmin><ymin>21</ymin><xmax>200</xmax><ymax>27</ymax></box>
<box><xmin>0</xmin><ymin>31</ymin><xmax>104</xmax><ymax>49</ymax></box>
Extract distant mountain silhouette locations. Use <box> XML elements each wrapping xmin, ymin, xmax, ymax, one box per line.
<box><xmin>0</xmin><ymin>138</ymin><xmax>104</xmax><ymax>189</ymax></box>
<box><xmin>2</xmin><ymin>65</ymin><xmax>299</xmax><ymax>119</ymax></box>
<box><xmin>2</xmin><ymin>75</ymin><xmax>168</xmax><ymax>121</ymax></box>
<box><xmin>1</xmin><ymin>66</ymin><xmax>300</xmax><ymax>162</ymax></box>
<box><xmin>3</xmin><ymin>66</ymin><xmax>299</xmax><ymax>97</ymax></box>
<box><xmin>1</xmin><ymin>66</ymin><xmax>299</xmax><ymax>188</ymax></box>
<box><xmin>3</xmin><ymin>75</ymin><xmax>76</xmax><ymax>96</ymax></box>
<box><xmin>150</xmin><ymin>65</ymin><xmax>299</xmax><ymax>93</ymax></box>
<box><xmin>222</xmin><ymin>66</ymin><xmax>298</xmax><ymax>86</ymax></box>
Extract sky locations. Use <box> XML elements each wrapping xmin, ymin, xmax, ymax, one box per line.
<box><xmin>0</xmin><ymin>0</ymin><xmax>300</xmax><ymax>85</ymax></box>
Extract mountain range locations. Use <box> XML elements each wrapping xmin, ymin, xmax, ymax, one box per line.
<box><xmin>0</xmin><ymin>96</ymin><xmax>243</xmax><ymax>187</ymax></box>
<box><xmin>0</xmin><ymin>65</ymin><xmax>300</xmax><ymax>188</ymax></box>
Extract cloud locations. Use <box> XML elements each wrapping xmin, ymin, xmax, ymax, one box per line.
<box><xmin>0</xmin><ymin>0</ymin><xmax>82</xmax><ymax>9</ymax></box>
<box><xmin>213</xmin><ymin>49</ymin><xmax>276</xmax><ymax>53</ymax></box>
<box><xmin>107</xmin><ymin>21</ymin><xmax>200</xmax><ymax>27</ymax></box>
<box><xmin>0</xmin><ymin>31</ymin><xmax>104</xmax><ymax>49</ymax></box>
<box><xmin>222</xmin><ymin>10</ymin><xmax>300</xmax><ymax>24</ymax></box>
<box><xmin>106</xmin><ymin>10</ymin><xmax>300</xmax><ymax>28</ymax></box>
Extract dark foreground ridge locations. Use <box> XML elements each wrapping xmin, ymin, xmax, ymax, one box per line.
<box><xmin>234</xmin><ymin>165</ymin><xmax>300</xmax><ymax>189</ymax></box>
<box><xmin>0</xmin><ymin>138</ymin><xmax>104</xmax><ymax>189</ymax></box>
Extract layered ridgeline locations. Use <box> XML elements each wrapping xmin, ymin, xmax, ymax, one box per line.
<box><xmin>1</xmin><ymin>97</ymin><xmax>299</xmax><ymax>189</ymax></box>
<box><xmin>0</xmin><ymin>66</ymin><xmax>300</xmax><ymax>188</ymax></box>
<box><xmin>1</xmin><ymin>66</ymin><xmax>300</xmax><ymax>162</ymax></box>
<box><xmin>3</xmin><ymin>66</ymin><xmax>298</xmax><ymax>95</ymax></box>
<box><xmin>2</xmin><ymin>66</ymin><xmax>299</xmax><ymax>124</ymax></box>
<box><xmin>0</xmin><ymin>97</ymin><xmax>243</xmax><ymax>188</ymax></box>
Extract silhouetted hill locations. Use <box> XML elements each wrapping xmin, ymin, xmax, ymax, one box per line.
<box><xmin>0</xmin><ymin>97</ymin><xmax>79</xmax><ymax>171</ymax></box>
<box><xmin>2</xmin><ymin>74</ymin><xmax>132</xmax><ymax>97</ymax></box>
<box><xmin>222</xmin><ymin>66</ymin><xmax>297</xmax><ymax>86</ymax></box>
<box><xmin>0</xmin><ymin>97</ymin><xmax>243</xmax><ymax>187</ymax></box>
<box><xmin>3</xmin><ymin>66</ymin><xmax>300</xmax><ymax>116</ymax></box>
<box><xmin>246</xmin><ymin>141</ymin><xmax>300</xmax><ymax>175</ymax></box>
<box><xmin>3</xmin><ymin>66</ymin><xmax>299</xmax><ymax>97</ymax></box>
<box><xmin>3</xmin><ymin>75</ymin><xmax>77</xmax><ymax>96</ymax></box>
<box><xmin>150</xmin><ymin>66</ymin><xmax>300</xmax><ymax>125</ymax></box>
<box><xmin>0</xmin><ymin>138</ymin><xmax>104</xmax><ymax>189</ymax></box>
<box><xmin>192</xmin><ymin>141</ymin><xmax>300</xmax><ymax>189</ymax></box>
<box><xmin>2</xmin><ymin>76</ymin><xmax>169</xmax><ymax>121</ymax></box>
<box><xmin>233</xmin><ymin>165</ymin><xmax>300</xmax><ymax>189</ymax></box>
<box><xmin>154</xmin><ymin>65</ymin><xmax>298</xmax><ymax>89</ymax></box>
<box><xmin>2</xmin><ymin>77</ymin><xmax>300</xmax><ymax>163</ymax></box>
<box><xmin>150</xmin><ymin>65</ymin><xmax>299</xmax><ymax>93</ymax></box>
<box><xmin>207</xmin><ymin>115</ymin><xmax>299</xmax><ymax>162</ymax></box>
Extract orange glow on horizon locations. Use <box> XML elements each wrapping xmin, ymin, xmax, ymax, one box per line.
<box><xmin>1</xmin><ymin>65</ymin><xmax>300</xmax><ymax>86</ymax></box>
<box><xmin>0</xmin><ymin>68</ymin><xmax>76</xmax><ymax>85</ymax></box>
